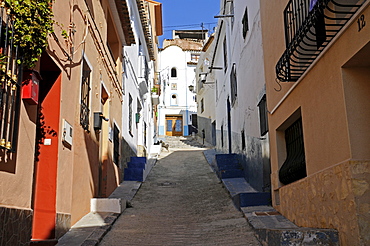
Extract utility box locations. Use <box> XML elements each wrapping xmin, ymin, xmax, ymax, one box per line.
<box><xmin>62</xmin><ymin>119</ymin><xmax>73</xmax><ymax>147</ymax></box>
<box><xmin>22</xmin><ymin>70</ymin><xmax>40</xmax><ymax>105</ymax></box>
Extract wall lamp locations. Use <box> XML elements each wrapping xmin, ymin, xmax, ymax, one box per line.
<box><xmin>94</xmin><ymin>112</ymin><xmax>109</xmax><ymax>131</ymax></box>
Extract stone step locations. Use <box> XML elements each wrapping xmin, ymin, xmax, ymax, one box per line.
<box><xmin>218</xmin><ymin>169</ymin><xmax>244</xmax><ymax>179</ymax></box>
<box><xmin>130</xmin><ymin>156</ymin><xmax>147</xmax><ymax>164</ymax></box>
<box><xmin>127</xmin><ymin>161</ymin><xmax>146</xmax><ymax>169</ymax></box>
<box><xmin>215</xmin><ymin>153</ymin><xmax>240</xmax><ymax>171</ymax></box>
<box><xmin>241</xmin><ymin>206</ymin><xmax>340</xmax><ymax>246</ymax></box>
<box><xmin>221</xmin><ymin>178</ymin><xmax>271</xmax><ymax>209</ymax></box>
<box><xmin>124</xmin><ymin>168</ymin><xmax>144</xmax><ymax>182</ymax></box>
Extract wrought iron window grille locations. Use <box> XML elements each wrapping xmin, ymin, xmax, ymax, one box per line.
<box><xmin>276</xmin><ymin>0</ymin><xmax>365</xmax><ymax>82</ymax></box>
<box><xmin>279</xmin><ymin>118</ymin><xmax>307</xmax><ymax>185</ymax></box>
<box><xmin>80</xmin><ymin>60</ymin><xmax>91</xmax><ymax>131</ymax></box>
<box><xmin>0</xmin><ymin>7</ymin><xmax>23</xmax><ymax>152</ymax></box>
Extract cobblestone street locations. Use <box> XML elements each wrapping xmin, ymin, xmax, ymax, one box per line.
<box><xmin>99</xmin><ymin>137</ymin><xmax>261</xmax><ymax>246</ymax></box>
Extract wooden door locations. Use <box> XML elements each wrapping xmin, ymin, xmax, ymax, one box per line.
<box><xmin>165</xmin><ymin>115</ymin><xmax>183</xmax><ymax>136</ymax></box>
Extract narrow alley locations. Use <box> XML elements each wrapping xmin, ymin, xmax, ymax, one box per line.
<box><xmin>99</xmin><ymin>137</ymin><xmax>261</xmax><ymax>246</ymax></box>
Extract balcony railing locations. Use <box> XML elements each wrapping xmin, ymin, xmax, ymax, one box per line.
<box><xmin>276</xmin><ymin>0</ymin><xmax>366</xmax><ymax>82</ymax></box>
<box><xmin>0</xmin><ymin>5</ymin><xmax>23</xmax><ymax>152</ymax></box>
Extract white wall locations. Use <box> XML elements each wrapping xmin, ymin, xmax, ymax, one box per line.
<box><xmin>213</xmin><ymin>0</ymin><xmax>270</xmax><ymax>192</ymax></box>
<box><xmin>158</xmin><ymin>45</ymin><xmax>197</xmax><ymax>136</ymax></box>
<box><xmin>122</xmin><ymin>0</ymin><xmax>156</xmax><ymax>156</ymax></box>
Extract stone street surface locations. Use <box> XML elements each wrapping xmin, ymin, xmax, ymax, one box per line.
<box><xmin>99</xmin><ymin>137</ymin><xmax>261</xmax><ymax>246</ymax></box>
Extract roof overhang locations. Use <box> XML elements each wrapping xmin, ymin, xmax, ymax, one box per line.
<box><xmin>115</xmin><ymin>0</ymin><xmax>135</xmax><ymax>45</ymax></box>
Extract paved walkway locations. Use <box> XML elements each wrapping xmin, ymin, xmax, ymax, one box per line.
<box><xmin>99</xmin><ymin>141</ymin><xmax>261</xmax><ymax>246</ymax></box>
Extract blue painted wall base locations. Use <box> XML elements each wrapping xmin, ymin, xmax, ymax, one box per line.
<box><xmin>124</xmin><ymin>157</ymin><xmax>147</xmax><ymax>182</ymax></box>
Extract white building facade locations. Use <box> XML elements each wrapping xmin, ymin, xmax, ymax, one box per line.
<box><xmin>195</xmin><ymin>35</ymin><xmax>217</xmax><ymax>146</ymax></box>
<box><xmin>122</xmin><ymin>0</ymin><xmax>162</xmax><ymax>161</ymax></box>
<box><xmin>158</xmin><ymin>31</ymin><xmax>206</xmax><ymax>137</ymax></box>
<box><xmin>209</xmin><ymin>0</ymin><xmax>270</xmax><ymax>192</ymax></box>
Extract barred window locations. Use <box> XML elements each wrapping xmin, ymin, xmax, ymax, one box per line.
<box><xmin>242</xmin><ymin>7</ymin><xmax>249</xmax><ymax>38</ymax></box>
<box><xmin>221</xmin><ymin>125</ymin><xmax>224</xmax><ymax>147</ymax></box>
<box><xmin>113</xmin><ymin>123</ymin><xmax>120</xmax><ymax>165</ymax></box>
<box><xmin>223</xmin><ymin>36</ymin><xmax>227</xmax><ymax>73</ymax></box>
<box><xmin>230</xmin><ymin>63</ymin><xmax>237</xmax><ymax>106</ymax></box>
<box><xmin>80</xmin><ymin>58</ymin><xmax>91</xmax><ymax>131</ymax></box>
<box><xmin>129</xmin><ymin>94</ymin><xmax>133</xmax><ymax>134</ymax></box>
<box><xmin>0</xmin><ymin>13</ymin><xmax>23</xmax><ymax>152</ymax></box>
<box><xmin>200</xmin><ymin>98</ymin><xmax>204</xmax><ymax>113</ymax></box>
<box><xmin>279</xmin><ymin>118</ymin><xmax>307</xmax><ymax>185</ymax></box>
<box><xmin>258</xmin><ymin>95</ymin><xmax>268</xmax><ymax>136</ymax></box>
<box><xmin>241</xmin><ymin>129</ymin><xmax>246</xmax><ymax>150</ymax></box>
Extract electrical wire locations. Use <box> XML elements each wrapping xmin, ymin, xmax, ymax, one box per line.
<box><xmin>163</xmin><ymin>22</ymin><xmax>217</xmax><ymax>29</ymax></box>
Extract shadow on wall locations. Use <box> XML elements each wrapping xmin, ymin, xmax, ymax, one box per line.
<box><xmin>121</xmin><ymin>137</ymin><xmax>137</xmax><ymax>177</ymax></box>
<box><xmin>101</xmin><ymin>148</ymin><xmax>120</xmax><ymax>198</ymax></box>
<box><xmin>83</xmin><ymin>131</ymin><xmax>101</xmax><ymax>198</ymax></box>
<box><xmin>84</xmin><ymin>130</ymin><xmax>121</xmax><ymax>199</ymax></box>
<box><xmin>0</xmin><ymin>150</ymin><xmax>16</xmax><ymax>173</ymax></box>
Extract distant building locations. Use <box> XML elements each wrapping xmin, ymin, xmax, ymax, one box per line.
<box><xmin>158</xmin><ymin>30</ymin><xmax>208</xmax><ymax>136</ymax></box>
<box><xmin>195</xmin><ymin>34</ymin><xmax>217</xmax><ymax>146</ymax></box>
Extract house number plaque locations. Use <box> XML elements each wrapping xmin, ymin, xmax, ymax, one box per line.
<box><xmin>357</xmin><ymin>14</ymin><xmax>366</xmax><ymax>32</ymax></box>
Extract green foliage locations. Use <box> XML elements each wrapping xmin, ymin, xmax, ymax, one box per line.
<box><xmin>5</xmin><ymin>0</ymin><xmax>54</xmax><ymax>68</ymax></box>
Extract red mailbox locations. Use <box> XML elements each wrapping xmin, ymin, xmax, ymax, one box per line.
<box><xmin>22</xmin><ymin>70</ymin><xmax>40</xmax><ymax>105</ymax></box>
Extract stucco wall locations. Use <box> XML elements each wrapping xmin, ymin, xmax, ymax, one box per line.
<box><xmin>276</xmin><ymin>160</ymin><xmax>369</xmax><ymax>246</ymax></box>
<box><xmin>261</xmin><ymin>1</ymin><xmax>370</xmax><ymax>245</ymax></box>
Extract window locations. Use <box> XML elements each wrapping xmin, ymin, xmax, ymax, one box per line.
<box><xmin>107</xmin><ymin>11</ymin><xmax>119</xmax><ymax>66</ymax></box>
<box><xmin>170</xmin><ymin>94</ymin><xmax>178</xmax><ymax>105</ymax></box>
<box><xmin>279</xmin><ymin>118</ymin><xmax>307</xmax><ymax>185</ymax></box>
<box><xmin>221</xmin><ymin>125</ymin><xmax>224</xmax><ymax>147</ymax></box>
<box><xmin>80</xmin><ymin>57</ymin><xmax>91</xmax><ymax>131</ymax></box>
<box><xmin>175</xmin><ymin>120</ymin><xmax>182</xmax><ymax>132</ymax></box>
<box><xmin>258</xmin><ymin>95</ymin><xmax>268</xmax><ymax>136</ymax></box>
<box><xmin>166</xmin><ymin>120</ymin><xmax>172</xmax><ymax>132</ymax></box>
<box><xmin>144</xmin><ymin>122</ymin><xmax>147</xmax><ymax>147</ymax></box>
<box><xmin>230</xmin><ymin>63</ymin><xmax>237</xmax><ymax>106</ymax></box>
<box><xmin>191</xmin><ymin>114</ymin><xmax>198</xmax><ymax>129</ymax></box>
<box><xmin>136</xmin><ymin>99</ymin><xmax>142</xmax><ymax>127</ymax></box>
<box><xmin>200</xmin><ymin>98</ymin><xmax>204</xmax><ymax>113</ymax></box>
<box><xmin>171</xmin><ymin>83</ymin><xmax>177</xmax><ymax>90</ymax></box>
<box><xmin>143</xmin><ymin>56</ymin><xmax>149</xmax><ymax>85</ymax></box>
<box><xmin>242</xmin><ymin>7</ymin><xmax>249</xmax><ymax>39</ymax></box>
<box><xmin>0</xmin><ymin>18</ymin><xmax>22</xmax><ymax>152</ymax></box>
<box><xmin>129</xmin><ymin>94</ymin><xmax>133</xmax><ymax>134</ymax></box>
<box><xmin>171</xmin><ymin>67</ymin><xmax>177</xmax><ymax>78</ymax></box>
<box><xmin>241</xmin><ymin>129</ymin><xmax>246</xmax><ymax>150</ymax></box>
<box><xmin>113</xmin><ymin>123</ymin><xmax>120</xmax><ymax>165</ymax></box>
<box><xmin>191</xmin><ymin>54</ymin><xmax>200</xmax><ymax>62</ymax></box>
<box><xmin>223</xmin><ymin>37</ymin><xmax>228</xmax><ymax>72</ymax></box>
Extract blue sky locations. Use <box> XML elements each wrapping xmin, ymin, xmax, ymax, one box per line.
<box><xmin>158</xmin><ymin>0</ymin><xmax>220</xmax><ymax>47</ymax></box>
